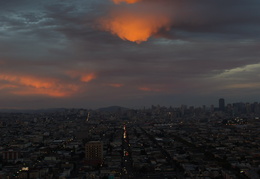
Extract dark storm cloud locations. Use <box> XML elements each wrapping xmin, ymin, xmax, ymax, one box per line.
<box><xmin>172</xmin><ymin>1</ymin><xmax>260</xmax><ymax>38</ymax></box>
<box><xmin>148</xmin><ymin>0</ymin><xmax>260</xmax><ymax>39</ymax></box>
<box><xmin>29</xmin><ymin>0</ymin><xmax>260</xmax><ymax>46</ymax></box>
<box><xmin>1</xmin><ymin>0</ymin><xmax>260</xmax><ymax>43</ymax></box>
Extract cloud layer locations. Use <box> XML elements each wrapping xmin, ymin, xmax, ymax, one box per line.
<box><xmin>0</xmin><ymin>0</ymin><xmax>259</xmax><ymax>109</ymax></box>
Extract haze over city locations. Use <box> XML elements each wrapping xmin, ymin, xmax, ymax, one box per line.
<box><xmin>0</xmin><ymin>0</ymin><xmax>259</xmax><ymax>109</ymax></box>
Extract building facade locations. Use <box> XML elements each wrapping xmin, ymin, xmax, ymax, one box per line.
<box><xmin>85</xmin><ymin>141</ymin><xmax>103</xmax><ymax>166</ymax></box>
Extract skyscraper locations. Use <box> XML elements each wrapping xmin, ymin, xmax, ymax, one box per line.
<box><xmin>219</xmin><ymin>98</ymin><xmax>225</xmax><ymax>111</ymax></box>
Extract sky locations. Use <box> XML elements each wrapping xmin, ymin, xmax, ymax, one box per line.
<box><xmin>0</xmin><ymin>0</ymin><xmax>260</xmax><ymax>109</ymax></box>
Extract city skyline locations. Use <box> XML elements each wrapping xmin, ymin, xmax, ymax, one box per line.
<box><xmin>0</xmin><ymin>0</ymin><xmax>260</xmax><ymax>109</ymax></box>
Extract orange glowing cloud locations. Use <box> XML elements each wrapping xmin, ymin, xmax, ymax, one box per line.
<box><xmin>0</xmin><ymin>73</ymin><xmax>79</xmax><ymax>98</ymax></box>
<box><xmin>109</xmin><ymin>83</ymin><xmax>124</xmax><ymax>87</ymax></box>
<box><xmin>66</xmin><ymin>71</ymin><xmax>96</xmax><ymax>83</ymax></box>
<box><xmin>80</xmin><ymin>73</ymin><xmax>96</xmax><ymax>83</ymax></box>
<box><xmin>112</xmin><ymin>0</ymin><xmax>141</xmax><ymax>4</ymax></box>
<box><xmin>0</xmin><ymin>84</ymin><xmax>17</xmax><ymax>90</ymax></box>
<box><xmin>139</xmin><ymin>87</ymin><xmax>162</xmax><ymax>92</ymax></box>
<box><xmin>99</xmin><ymin>12</ymin><xmax>171</xmax><ymax>43</ymax></box>
<box><xmin>11</xmin><ymin>85</ymin><xmax>78</xmax><ymax>98</ymax></box>
<box><xmin>0</xmin><ymin>74</ymin><xmax>54</xmax><ymax>88</ymax></box>
<box><xmin>139</xmin><ymin>87</ymin><xmax>152</xmax><ymax>91</ymax></box>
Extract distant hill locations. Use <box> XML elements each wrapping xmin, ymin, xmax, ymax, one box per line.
<box><xmin>97</xmin><ymin>106</ymin><xmax>129</xmax><ymax>112</ymax></box>
<box><xmin>0</xmin><ymin>106</ymin><xmax>130</xmax><ymax>113</ymax></box>
<box><xmin>0</xmin><ymin>108</ymin><xmax>67</xmax><ymax>113</ymax></box>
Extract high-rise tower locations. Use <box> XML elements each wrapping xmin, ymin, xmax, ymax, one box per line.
<box><xmin>219</xmin><ymin>98</ymin><xmax>225</xmax><ymax>111</ymax></box>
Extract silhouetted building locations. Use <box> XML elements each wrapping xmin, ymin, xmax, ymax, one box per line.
<box><xmin>2</xmin><ymin>150</ymin><xmax>21</xmax><ymax>162</ymax></box>
<box><xmin>85</xmin><ymin>141</ymin><xmax>103</xmax><ymax>166</ymax></box>
<box><xmin>219</xmin><ymin>98</ymin><xmax>225</xmax><ymax>111</ymax></box>
<box><xmin>210</xmin><ymin>105</ymin><xmax>215</xmax><ymax>112</ymax></box>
